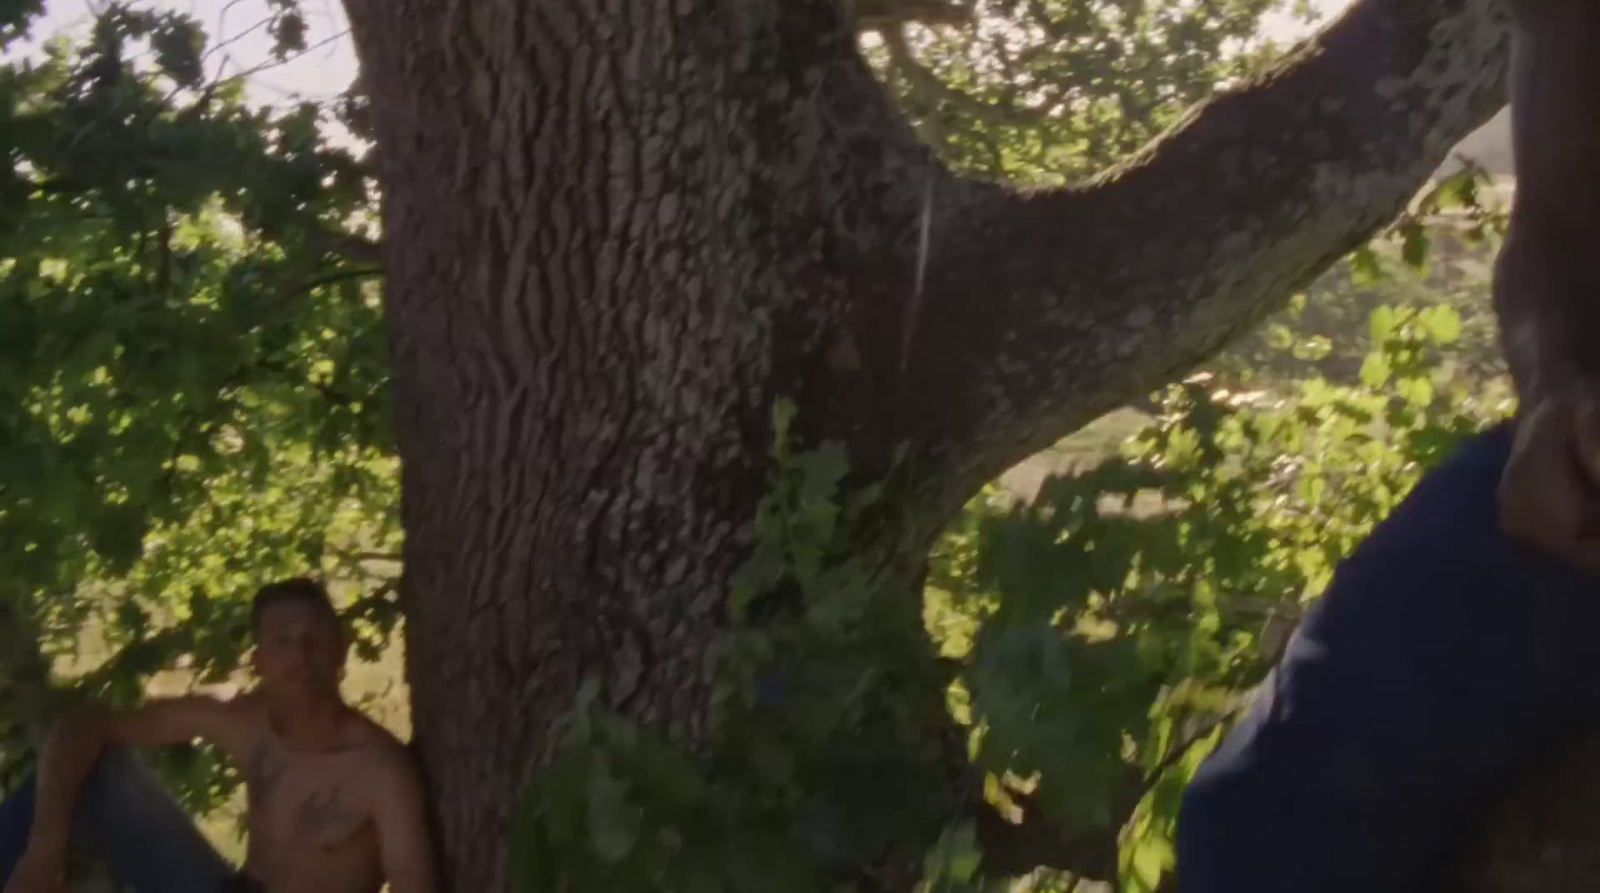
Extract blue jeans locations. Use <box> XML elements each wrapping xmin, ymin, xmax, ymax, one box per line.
<box><xmin>0</xmin><ymin>745</ymin><xmax>237</xmax><ymax>893</ymax></box>
<box><xmin>1176</xmin><ymin>425</ymin><xmax>1600</xmax><ymax>892</ymax></box>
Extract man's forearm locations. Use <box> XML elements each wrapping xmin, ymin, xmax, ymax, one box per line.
<box><xmin>1494</xmin><ymin>213</ymin><xmax>1597</xmax><ymax>401</ymax></box>
<box><xmin>26</xmin><ymin>708</ymin><xmax>113</xmax><ymax>864</ymax></box>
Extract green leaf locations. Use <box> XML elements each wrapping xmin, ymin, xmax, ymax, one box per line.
<box><xmin>1399</xmin><ymin>220</ymin><xmax>1430</xmax><ymax>270</ymax></box>
<box><xmin>1349</xmin><ymin>245</ymin><xmax>1382</xmax><ymax>286</ymax></box>
<box><xmin>922</xmin><ymin>822</ymin><xmax>981</xmax><ymax>885</ymax></box>
<box><xmin>771</xmin><ymin>397</ymin><xmax>798</xmax><ymax>458</ymax></box>
<box><xmin>1123</xmin><ymin>832</ymin><xmax>1175</xmax><ymax>892</ymax></box>
<box><xmin>509</xmin><ymin>797</ymin><xmax>557</xmax><ymax>893</ymax></box>
<box><xmin>1358</xmin><ymin>352</ymin><xmax>1391</xmax><ymax>388</ymax></box>
<box><xmin>268</xmin><ymin>10</ymin><xmax>308</xmax><ymax>59</ymax></box>
<box><xmin>587</xmin><ymin>755</ymin><xmax>641</xmax><ymax>864</ymax></box>
<box><xmin>1368</xmin><ymin>305</ymin><xmax>1397</xmax><ymax>342</ymax></box>
<box><xmin>795</xmin><ymin>445</ymin><xmax>848</xmax><ymax>512</ymax></box>
<box><xmin>151</xmin><ymin>16</ymin><xmax>205</xmax><ymax>88</ymax></box>
<box><xmin>1418</xmin><ymin>305</ymin><xmax>1462</xmax><ymax>344</ymax></box>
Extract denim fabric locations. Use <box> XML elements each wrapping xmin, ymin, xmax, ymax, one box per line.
<box><xmin>0</xmin><ymin>745</ymin><xmax>236</xmax><ymax>893</ymax></box>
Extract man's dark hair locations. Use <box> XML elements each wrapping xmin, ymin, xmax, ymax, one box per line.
<box><xmin>251</xmin><ymin>577</ymin><xmax>341</xmax><ymax>634</ymax></box>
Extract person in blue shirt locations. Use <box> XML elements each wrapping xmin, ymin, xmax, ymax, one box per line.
<box><xmin>1175</xmin><ymin>1</ymin><xmax>1600</xmax><ymax>890</ymax></box>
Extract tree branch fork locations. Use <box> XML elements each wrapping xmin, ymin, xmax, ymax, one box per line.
<box><xmin>334</xmin><ymin>0</ymin><xmax>1515</xmax><ymax>885</ymax></box>
<box><xmin>854</xmin><ymin>0</ymin><xmax>1512</xmax><ymax>495</ymax></box>
<box><xmin>807</xmin><ymin>0</ymin><xmax>1511</xmax><ymax>880</ymax></box>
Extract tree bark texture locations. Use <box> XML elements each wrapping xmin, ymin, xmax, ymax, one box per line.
<box><xmin>340</xmin><ymin>0</ymin><xmax>1510</xmax><ymax>890</ymax></box>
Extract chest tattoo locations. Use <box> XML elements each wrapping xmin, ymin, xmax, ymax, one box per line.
<box><xmin>244</xmin><ymin>741</ymin><xmax>367</xmax><ymax>848</ymax></box>
<box><xmin>246</xmin><ymin>742</ymin><xmax>287</xmax><ymax>810</ymax></box>
<box><xmin>296</xmin><ymin>786</ymin><xmax>352</xmax><ymax>837</ymax></box>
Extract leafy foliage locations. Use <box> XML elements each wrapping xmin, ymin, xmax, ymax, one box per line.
<box><xmin>513</xmin><ymin>290</ymin><xmax>1508</xmax><ymax>893</ymax></box>
<box><xmin>514</xmin><ymin>400</ymin><xmax>964</xmax><ymax>893</ymax></box>
<box><xmin>932</xmin><ymin>302</ymin><xmax>1506</xmax><ymax>890</ymax></box>
<box><xmin>0</xmin><ymin>1</ymin><xmax>392</xmax><ymax>806</ymax></box>
<box><xmin>1213</xmin><ymin>161</ymin><xmax>1512</xmax><ymax>393</ymax></box>
<box><xmin>866</xmin><ymin>0</ymin><xmax>1313</xmax><ymax>182</ymax></box>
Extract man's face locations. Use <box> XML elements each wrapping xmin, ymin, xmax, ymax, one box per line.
<box><xmin>252</xmin><ymin>600</ymin><xmax>348</xmax><ymax>702</ymax></box>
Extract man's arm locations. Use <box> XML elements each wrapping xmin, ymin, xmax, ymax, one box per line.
<box><xmin>1493</xmin><ymin>0</ymin><xmax>1600</xmax><ymax>566</ymax></box>
<box><xmin>369</xmin><ymin>748</ymin><xmax>441</xmax><ymax>893</ymax></box>
<box><xmin>1495</xmin><ymin>0</ymin><xmax>1600</xmax><ymax>399</ymax></box>
<box><xmin>1494</xmin><ymin>0</ymin><xmax>1600</xmax><ymax>395</ymax></box>
<box><xmin>20</xmin><ymin>696</ymin><xmax>239</xmax><ymax>880</ymax></box>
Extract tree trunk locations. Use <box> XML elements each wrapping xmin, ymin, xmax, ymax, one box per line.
<box><xmin>340</xmin><ymin>0</ymin><xmax>1508</xmax><ymax>890</ymax></box>
<box><xmin>341</xmin><ymin>4</ymin><xmax>938</xmax><ymax>888</ymax></box>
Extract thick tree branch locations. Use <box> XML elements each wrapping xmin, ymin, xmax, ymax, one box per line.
<box><xmin>903</xmin><ymin>0</ymin><xmax>1512</xmax><ymax>491</ymax></box>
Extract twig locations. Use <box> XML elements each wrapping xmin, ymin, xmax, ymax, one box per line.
<box><xmin>333</xmin><ymin>550</ymin><xmax>403</xmax><ymax>565</ymax></box>
<box><xmin>210</xmin><ymin>28</ymin><xmax>351</xmax><ymax>90</ymax></box>
<box><xmin>1136</xmin><ymin>710</ymin><xmax>1238</xmax><ymax>802</ymax></box>
<box><xmin>200</xmin><ymin>13</ymin><xmax>274</xmax><ymax>71</ymax></box>
<box><xmin>291</xmin><ymin>264</ymin><xmax>382</xmax><ymax>298</ymax></box>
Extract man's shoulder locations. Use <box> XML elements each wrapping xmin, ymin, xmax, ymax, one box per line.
<box><xmin>346</xmin><ymin>716</ymin><xmax>425</xmax><ymax>809</ymax></box>
<box><xmin>349</xmin><ymin>712</ymin><xmax>420</xmax><ymax>776</ymax></box>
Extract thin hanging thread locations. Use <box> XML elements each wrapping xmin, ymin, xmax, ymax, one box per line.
<box><xmin>901</xmin><ymin>176</ymin><xmax>934</xmax><ymax>371</ymax></box>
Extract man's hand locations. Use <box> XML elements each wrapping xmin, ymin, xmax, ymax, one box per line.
<box><xmin>1499</xmin><ymin>396</ymin><xmax>1600</xmax><ymax>574</ymax></box>
<box><xmin>2</xmin><ymin>847</ymin><xmax>68</xmax><ymax>893</ymax></box>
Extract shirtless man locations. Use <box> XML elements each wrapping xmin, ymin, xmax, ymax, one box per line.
<box><xmin>0</xmin><ymin>578</ymin><xmax>438</xmax><ymax>893</ymax></box>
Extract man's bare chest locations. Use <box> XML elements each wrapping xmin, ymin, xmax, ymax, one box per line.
<box><xmin>243</xmin><ymin>740</ymin><xmax>373</xmax><ymax>852</ymax></box>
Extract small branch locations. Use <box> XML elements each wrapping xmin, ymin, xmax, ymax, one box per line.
<box><xmin>974</xmin><ymin>789</ymin><xmax>1120</xmax><ymax>880</ymax></box>
<box><xmin>854</xmin><ymin>0</ymin><xmax>974</xmax><ymax>32</ymax></box>
<box><xmin>207</xmin><ymin>28</ymin><xmax>355</xmax><ymax>92</ymax></box>
<box><xmin>338</xmin><ymin>551</ymin><xmax>403</xmax><ymax>564</ymax></box>
<box><xmin>343</xmin><ymin>580</ymin><xmax>402</xmax><ymax>622</ymax></box>
<box><xmin>1137</xmin><ymin>712</ymin><xmax>1235</xmax><ymax>804</ymax></box>
<box><xmin>292</xmin><ymin>265</ymin><xmax>383</xmax><ymax>298</ymax></box>
<box><xmin>78</xmin><ymin>622</ymin><xmax>200</xmax><ymax>697</ymax></box>
<box><xmin>201</xmin><ymin>11</ymin><xmax>274</xmax><ymax>72</ymax></box>
<box><xmin>315</xmin><ymin>226</ymin><xmax>385</xmax><ymax>268</ymax></box>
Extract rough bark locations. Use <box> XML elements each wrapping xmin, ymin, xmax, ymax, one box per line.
<box><xmin>341</xmin><ymin>3</ymin><xmax>935</xmax><ymax>889</ymax></box>
<box><xmin>897</xmin><ymin>0</ymin><xmax>1512</xmax><ymax>498</ymax></box>
<box><xmin>339</xmin><ymin>0</ymin><xmax>1512</xmax><ymax>890</ymax></box>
